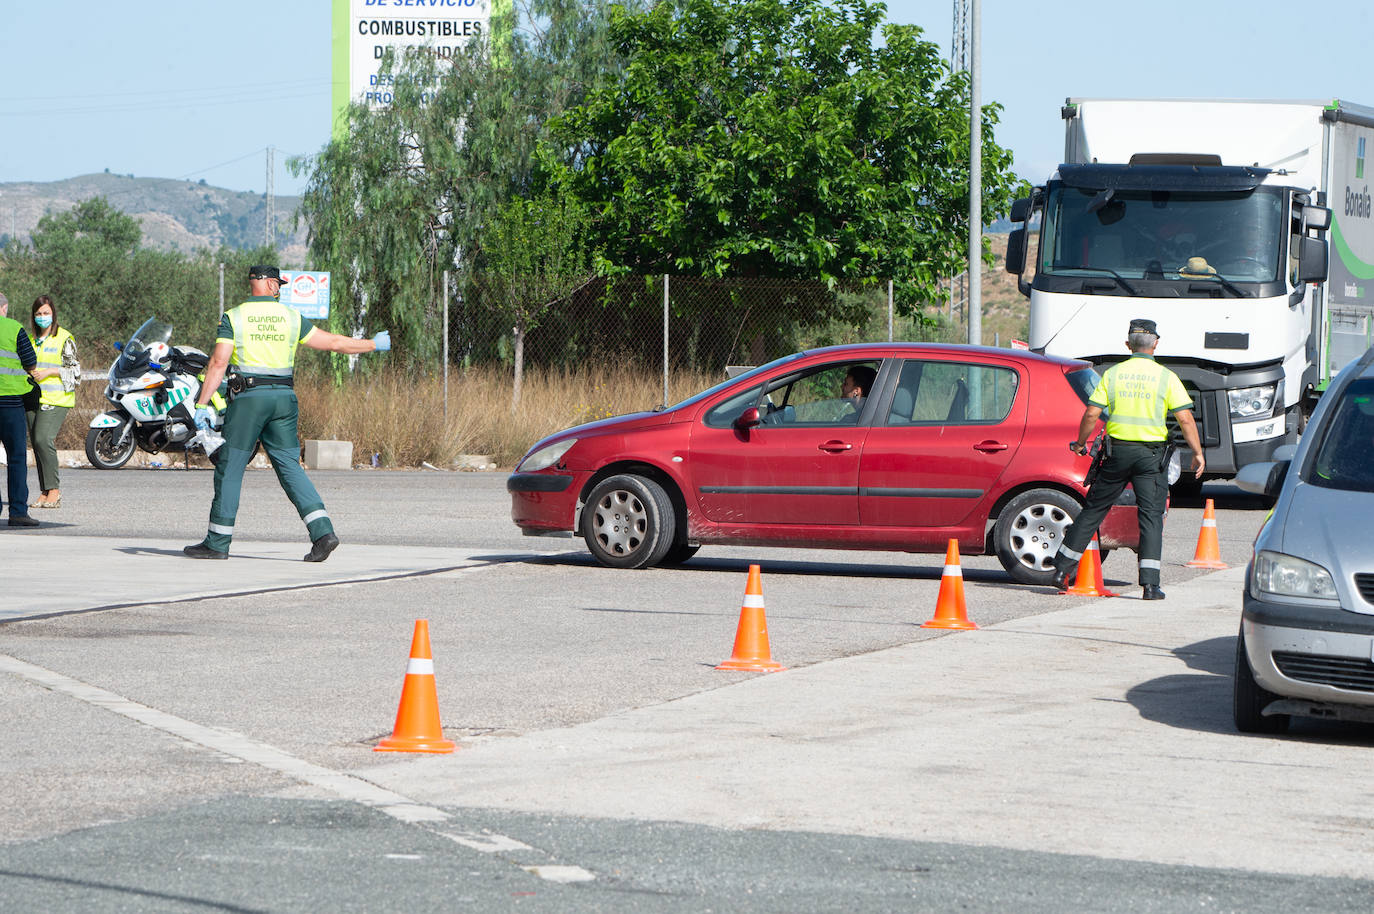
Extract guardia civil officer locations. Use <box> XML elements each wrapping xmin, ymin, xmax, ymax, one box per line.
<box><xmin>0</xmin><ymin>293</ymin><xmax>42</xmax><ymax>527</ymax></box>
<box><xmin>1050</xmin><ymin>318</ymin><xmax>1204</xmax><ymax>600</ymax></box>
<box><xmin>182</xmin><ymin>266</ymin><xmax>391</xmax><ymax>562</ymax></box>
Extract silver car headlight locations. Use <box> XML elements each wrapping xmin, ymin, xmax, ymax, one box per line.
<box><xmin>1251</xmin><ymin>550</ymin><xmax>1339</xmax><ymax>602</ymax></box>
<box><xmin>517</xmin><ymin>438</ymin><xmax>577</xmax><ymax>472</ymax></box>
<box><xmin>1229</xmin><ymin>384</ymin><xmax>1276</xmax><ymax>419</ymax></box>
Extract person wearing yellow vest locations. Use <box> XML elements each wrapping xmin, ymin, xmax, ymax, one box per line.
<box><xmin>0</xmin><ymin>292</ymin><xmax>42</xmax><ymax>527</ymax></box>
<box><xmin>26</xmin><ymin>294</ymin><xmax>80</xmax><ymax>509</ymax></box>
<box><xmin>183</xmin><ymin>266</ymin><xmax>391</xmax><ymax>561</ymax></box>
<box><xmin>1051</xmin><ymin>318</ymin><xmax>1205</xmax><ymax>600</ymax></box>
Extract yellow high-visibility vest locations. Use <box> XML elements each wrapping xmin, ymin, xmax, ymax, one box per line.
<box><xmin>1089</xmin><ymin>355</ymin><xmax>1193</xmax><ymax>442</ymax></box>
<box><xmin>0</xmin><ymin>317</ymin><xmax>30</xmax><ymax>398</ymax></box>
<box><xmin>33</xmin><ymin>326</ymin><xmax>76</xmax><ymax>408</ymax></box>
<box><xmin>225</xmin><ymin>300</ymin><xmax>303</xmax><ymax>378</ymax></box>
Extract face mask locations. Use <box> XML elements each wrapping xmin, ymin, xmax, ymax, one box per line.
<box><xmin>35</xmin><ymin>315</ymin><xmax>52</xmax><ymax>329</ymax></box>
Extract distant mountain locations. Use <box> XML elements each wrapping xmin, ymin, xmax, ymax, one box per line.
<box><xmin>0</xmin><ymin>173</ymin><xmax>309</xmax><ymax>263</ymax></box>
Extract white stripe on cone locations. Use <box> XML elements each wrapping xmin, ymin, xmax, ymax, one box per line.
<box><xmin>405</xmin><ymin>658</ymin><xmax>435</xmax><ymax>675</ymax></box>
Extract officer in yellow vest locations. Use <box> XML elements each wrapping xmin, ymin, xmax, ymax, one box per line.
<box><xmin>183</xmin><ymin>266</ymin><xmax>391</xmax><ymax>561</ymax></box>
<box><xmin>1051</xmin><ymin>318</ymin><xmax>1205</xmax><ymax>600</ymax></box>
<box><xmin>27</xmin><ymin>294</ymin><xmax>80</xmax><ymax>509</ymax></box>
<box><xmin>0</xmin><ymin>292</ymin><xmax>42</xmax><ymax>527</ymax></box>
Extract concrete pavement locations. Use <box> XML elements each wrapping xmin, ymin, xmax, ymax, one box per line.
<box><xmin>365</xmin><ymin>566</ymin><xmax>1374</xmax><ymax>881</ymax></box>
<box><xmin>5</xmin><ymin>533</ymin><xmax>536</xmax><ymax>620</ymax></box>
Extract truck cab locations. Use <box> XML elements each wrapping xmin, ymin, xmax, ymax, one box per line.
<box><xmin>1005</xmin><ymin>155</ymin><xmax>1331</xmax><ymax>482</ymax></box>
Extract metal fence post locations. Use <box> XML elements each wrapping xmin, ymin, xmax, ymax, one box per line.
<box><xmin>887</xmin><ymin>278</ymin><xmax>894</xmax><ymax>342</ymax></box>
<box><xmin>443</xmin><ymin>269</ymin><xmax>450</xmax><ymax>424</ymax></box>
<box><xmin>218</xmin><ymin>262</ymin><xmax>225</xmax><ymax>321</ymax></box>
<box><xmin>662</xmin><ymin>273</ymin><xmax>669</xmax><ymax>407</ymax></box>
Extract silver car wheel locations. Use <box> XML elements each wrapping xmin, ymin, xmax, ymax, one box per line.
<box><xmin>1006</xmin><ymin>500</ymin><xmax>1072</xmax><ymax>573</ymax></box>
<box><xmin>591</xmin><ymin>488</ymin><xmax>648</xmax><ymax>557</ymax></box>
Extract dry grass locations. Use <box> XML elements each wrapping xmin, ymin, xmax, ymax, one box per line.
<box><xmin>60</xmin><ymin>363</ymin><xmax>717</xmax><ymax>467</ymax></box>
<box><xmin>297</xmin><ymin>363</ymin><xmax>719</xmax><ymax>467</ymax></box>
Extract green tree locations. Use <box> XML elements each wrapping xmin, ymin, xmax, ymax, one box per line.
<box><xmin>472</xmin><ymin>187</ymin><xmax>594</xmax><ymax>409</ymax></box>
<box><xmin>550</xmin><ymin>0</ymin><xmax>1024</xmax><ymax>313</ymax></box>
<box><xmin>290</xmin><ymin>0</ymin><xmax>630</xmax><ymax>368</ymax></box>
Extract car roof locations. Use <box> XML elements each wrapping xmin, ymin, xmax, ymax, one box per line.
<box><xmin>798</xmin><ymin>341</ymin><xmax>1090</xmax><ymax>371</ymax></box>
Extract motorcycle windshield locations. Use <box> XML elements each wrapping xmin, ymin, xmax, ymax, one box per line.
<box><xmin>117</xmin><ymin>318</ymin><xmax>174</xmax><ymax>375</ymax></box>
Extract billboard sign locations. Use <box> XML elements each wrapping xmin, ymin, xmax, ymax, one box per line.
<box><xmin>279</xmin><ymin>271</ymin><xmax>331</xmax><ymax>320</ymax></box>
<box><xmin>332</xmin><ymin>0</ymin><xmax>492</xmax><ymax>132</ymax></box>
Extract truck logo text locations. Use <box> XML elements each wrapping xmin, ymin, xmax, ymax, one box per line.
<box><xmin>1345</xmin><ymin>184</ymin><xmax>1371</xmax><ymax>219</ymax></box>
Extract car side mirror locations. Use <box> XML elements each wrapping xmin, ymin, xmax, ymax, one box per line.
<box><xmin>1235</xmin><ymin>460</ymin><xmax>1290</xmax><ymax>498</ymax></box>
<box><xmin>733</xmin><ymin>407</ymin><xmax>761</xmax><ymax>430</ymax></box>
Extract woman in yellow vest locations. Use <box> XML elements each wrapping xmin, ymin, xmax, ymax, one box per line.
<box><xmin>26</xmin><ymin>295</ymin><xmax>80</xmax><ymax>509</ymax></box>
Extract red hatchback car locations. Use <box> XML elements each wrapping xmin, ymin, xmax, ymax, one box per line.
<box><xmin>509</xmin><ymin>343</ymin><xmax>1140</xmax><ymax>584</ymax></box>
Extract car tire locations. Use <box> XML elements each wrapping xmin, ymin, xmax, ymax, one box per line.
<box><xmin>993</xmin><ymin>488</ymin><xmax>1081</xmax><ymax>585</ymax></box>
<box><xmin>659</xmin><ymin>542</ymin><xmax>701</xmax><ymax>566</ymax></box>
<box><xmin>1233</xmin><ymin>625</ymin><xmax>1289</xmax><ymax>734</ymax></box>
<box><xmin>581</xmin><ymin>474</ymin><xmax>676</xmax><ymax>569</ymax></box>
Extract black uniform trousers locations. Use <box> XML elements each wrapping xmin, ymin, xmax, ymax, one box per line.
<box><xmin>1054</xmin><ymin>439</ymin><xmax>1169</xmax><ymax>586</ymax></box>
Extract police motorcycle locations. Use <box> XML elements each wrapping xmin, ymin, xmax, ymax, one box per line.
<box><xmin>85</xmin><ymin>317</ymin><xmax>227</xmax><ymax>470</ymax></box>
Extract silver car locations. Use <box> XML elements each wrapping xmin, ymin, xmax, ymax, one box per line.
<box><xmin>1234</xmin><ymin>348</ymin><xmax>1374</xmax><ymax>733</ymax></box>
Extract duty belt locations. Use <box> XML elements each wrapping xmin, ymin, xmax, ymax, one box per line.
<box><xmin>226</xmin><ymin>375</ymin><xmax>293</xmax><ymax>397</ymax></box>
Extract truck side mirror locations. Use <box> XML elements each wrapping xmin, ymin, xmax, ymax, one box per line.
<box><xmin>1009</xmin><ymin>197</ymin><xmax>1032</xmax><ymax>223</ymax></box>
<box><xmin>1005</xmin><ymin>228</ymin><xmax>1027</xmax><ymax>275</ymax></box>
<box><xmin>1302</xmin><ymin>205</ymin><xmax>1332</xmax><ymax>232</ymax></box>
<box><xmin>1296</xmin><ymin>235</ymin><xmax>1328</xmax><ymax>283</ymax></box>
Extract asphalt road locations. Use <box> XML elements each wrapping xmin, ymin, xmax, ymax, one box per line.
<box><xmin>3</xmin><ymin>467</ymin><xmax>1370</xmax><ymax>912</ymax></box>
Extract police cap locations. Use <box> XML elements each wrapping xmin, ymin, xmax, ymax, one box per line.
<box><xmin>1128</xmin><ymin>318</ymin><xmax>1158</xmax><ymax>336</ymax></box>
<box><xmin>248</xmin><ymin>265</ymin><xmax>286</xmax><ymax>284</ymax></box>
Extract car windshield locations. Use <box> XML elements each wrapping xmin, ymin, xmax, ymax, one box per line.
<box><xmin>118</xmin><ymin>318</ymin><xmax>173</xmax><ymax>374</ymax></box>
<box><xmin>1309</xmin><ymin>378</ymin><xmax>1374</xmax><ymax>493</ymax></box>
<box><xmin>1041</xmin><ymin>185</ymin><xmax>1284</xmax><ymax>287</ymax></box>
<box><xmin>667</xmin><ymin>352</ymin><xmax>807</xmax><ymax>412</ymax></box>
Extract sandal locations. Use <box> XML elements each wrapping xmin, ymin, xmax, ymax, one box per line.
<box><xmin>42</xmin><ymin>497</ymin><xmax>61</xmax><ymax>509</ymax></box>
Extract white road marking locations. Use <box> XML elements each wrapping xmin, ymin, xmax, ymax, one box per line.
<box><xmin>523</xmin><ymin>865</ymin><xmax>597</xmax><ymax>884</ymax></box>
<box><xmin>0</xmin><ymin>652</ymin><xmax>594</xmax><ymax>883</ymax></box>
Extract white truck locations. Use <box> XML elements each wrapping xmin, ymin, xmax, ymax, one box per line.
<box><xmin>1004</xmin><ymin>98</ymin><xmax>1374</xmax><ymax>484</ymax></box>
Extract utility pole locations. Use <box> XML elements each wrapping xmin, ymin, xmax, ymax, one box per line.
<box><xmin>265</xmin><ymin>146</ymin><xmax>275</xmax><ymax>249</ymax></box>
<box><xmin>966</xmin><ymin>0</ymin><xmax>982</xmax><ymax>346</ymax></box>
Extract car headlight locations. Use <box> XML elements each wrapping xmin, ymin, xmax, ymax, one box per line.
<box><xmin>517</xmin><ymin>438</ymin><xmax>577</xmax><ymax>472</ymax></box>
<box><xmin>1229</xmin><ymin>384</ymin><xmax>1276</xmax><ymax>420</ymax></box>
<box><xmin>1251</xmin><ymin>550</ymin><xmax>1339</xmax><ymax>602</ymax></box>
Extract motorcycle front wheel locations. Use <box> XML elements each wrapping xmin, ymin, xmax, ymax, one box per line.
<box><xmin>85</xmin><ymin>425</ymin><xmax>137</xmax><ymax>470</ymax></box>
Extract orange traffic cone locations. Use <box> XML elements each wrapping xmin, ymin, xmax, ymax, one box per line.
<box><xmin>922</xmin><ymin>539</ymin><xmax>978</xmax><ymax>630</ymax></box>
<box><xmin>375</xmin><ymin>619</ymin><xmax>457</xmax><ymax>753</ymax></box>
<box><xmin>716</xmin><ymin>564</ymin><xmax>786</xmax><ymax>672</ymax></box>
<box><xmin>1065</xmin><ymin>533</ymin><xmax>1117</xmax><ymax>597</ymax></box>
<box><xmin>1186</xmin><ymin>498</ymin><xmax>1228</xmax><ymax>568</ymax></box>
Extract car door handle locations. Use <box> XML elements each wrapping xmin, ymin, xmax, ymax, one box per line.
<box><xmin>818</xmin><ymin>440</ymin><xmax>853</xmax><ymax>452</ymax></box>
<box><xmin>973</xmin><ymin>440</ymin><xmax>1009</xmax><ymax>452</ymax></box>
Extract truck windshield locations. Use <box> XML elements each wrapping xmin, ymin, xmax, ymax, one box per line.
<box><xmin>1041</xmin><ymin>185</ymin><xmax>1283</xmax><ymax>287</ymax></box>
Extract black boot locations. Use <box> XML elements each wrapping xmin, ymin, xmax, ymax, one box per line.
<box><xmin>1141</xmin><ymin>584</ymin><xmax>1166</xmax><ymax>600</ymax></box>
<box><xmin>304</xmin><ymin>533</ymin><xmax>339</xmax><ymax>563</ymax></box>
<box><xmin>1051</xmin><ymin>568</ymin><xmax>1073</xmax><ymax>591</ymax></box>
<box><xmin>183</xmin><ymin>542</ymin><xmax>228</xmax><ymax>560</ymax></box>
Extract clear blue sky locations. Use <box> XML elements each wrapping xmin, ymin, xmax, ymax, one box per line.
<box><xmin>2</xmin><ymin>0</ymin><xmax>1371</xmax><ymax>198</ymax></box>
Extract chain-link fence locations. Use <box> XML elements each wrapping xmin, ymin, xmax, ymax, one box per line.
<box><xmin>448</xmin><ymin>274</ymin><xmax>966</xmax><ymax>382</ymax></box>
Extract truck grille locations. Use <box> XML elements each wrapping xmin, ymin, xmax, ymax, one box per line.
<box><xmin>1356</xmin><ymin>574</ymin><xmax>1374</xmax><ymax>605</ymax></box>
<box><xmin>1174</xmin><ymin>383</ymin><xmax>1219</xmax><ymax>448</ymax></box>
<box><xmin>1272</xmin><ymin>651</ymin><xmax>1374</xmax><ymax>692</ymax></box>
